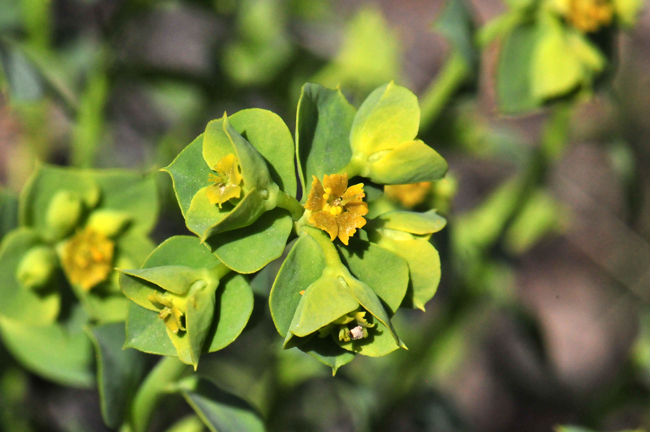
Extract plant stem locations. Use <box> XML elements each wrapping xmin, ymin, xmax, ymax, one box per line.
<box><xmin>126</xmin><ymin>356</ymin><xmax>189</xmax><ymax>432</ymax></box>
<box><xmin>419</xmin><ymin>52</ymin><xmax>470</xmax><ymax>132</ymax></box>
<box><xmin>275</xmin><ymin>191</ymin><xmax>305</xmax><ymax>221</ymax></box>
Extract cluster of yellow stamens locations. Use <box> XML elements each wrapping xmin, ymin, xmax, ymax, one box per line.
<box><xmin>206</xmin><ymin>153</ymin><xmax>243</xmax><ymax>208</ymax></box>
<box><xmin>304</xmin><ymin>173</ymin><xmax>368</xmax><ymax>245</ymax></box>
<box><xmin>148</xmin><ymin>291</ymin><xmax>186</xmax><ymax>334</ymax></box>
<box><xmin>61</xmin><ymin>227</ymin><xmax>115</xmax><ymax>291</ymax></box>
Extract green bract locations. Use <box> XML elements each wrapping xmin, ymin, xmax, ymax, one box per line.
<box><xmin>119</xmin><ymin>236</ymin><xmax>254</xmax><ymax>369</ymax></box>
<box><xmin>345</xmin><ymin>82</ymin><xmax>448</xmax><ymax>184</ymax></box>
<box><xmin>164</xmin><ymin>109</ymin><xmax>298</xmax><ymax>273</ymax></box>
<box><xmin>367</xmin><ymin>210</ymin><xmax>447</xmax><ymax>311</ymax></box>
<box><xmin>270</xmin><ymin>226</ymin><xmax>407</xmax><ymax>373</ymax></box>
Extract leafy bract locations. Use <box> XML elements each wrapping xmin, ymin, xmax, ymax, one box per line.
<box><xmin>121</xmin><ymin>236</ymin><xmax>253</xmax><ymax>363</ymax></box>
<box><xmin>295</xmin><ymin>83</ymin><xmax>355</xmax><ymax>198</ymax></box>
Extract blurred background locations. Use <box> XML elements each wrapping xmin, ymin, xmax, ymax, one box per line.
<box><xmin>1</xmin><ymin>0</ymin><xmax>650</xmax><ymax>431</ymax></box>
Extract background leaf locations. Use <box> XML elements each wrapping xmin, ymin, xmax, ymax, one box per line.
<box><xmin>178</xmin><ymin>376</ymin><xmax>266</xmax><ymax>432</ymax></box>
<box><xmin>86</xmin><ymin>322</ymin><xmax>149</xmax><ymax>429</ymax></box>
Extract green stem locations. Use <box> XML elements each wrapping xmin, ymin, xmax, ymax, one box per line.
<box><xmin>209</xmin><ymin>262</ymin><xmax>232</xmax><ymax>280</ymax></box>
<box><xmin>126</xmin><ymin>356</ymin><xmax>189</xmax><ymax>432</ymax></box>
<box><xmin>419</xmin><ymin>52</ymin><xmax>470</xmax><ymax>132</ymax></box>
<box><xmin>275</xmin><ymin>191</ymin><xmax>305</xmax><ymax>221</ymax></box>
<box><xmin>495</xmin><ymin>103</ymin><xmax>573</xmax><ymax>249</ymax></box>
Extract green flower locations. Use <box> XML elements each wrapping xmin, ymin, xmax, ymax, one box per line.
<box><xmin>164</xmin><ymin>109</ymin><xmax>299</xmax><ymax>273</ymax></box>
<box><xmin>119</xmin><ymin>236</ymin><xmax>254</xmax><ymax>368</ymax></box>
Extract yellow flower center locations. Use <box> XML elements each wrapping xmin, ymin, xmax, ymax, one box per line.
<box><xmin>304</xmin><ymin>173</ymin><xmax>369</xmax><ymax>245</ymax></box>
<box><xmin>206</xmin><ymin>153</ymin><xmax>243</xmax><ymax>208</ymax></box>
<box><xmin>61</xmin><ymin>227</ymin><xmax>115</xmax><ymax>291</ymax></box>
<box><xmin>568</xmin><ymin>0</ymin><xmax>614</xmax><ymax>32</ymax></box>
<box><xmin>148</xmin><ymin>291</ymin><xmax>186</xmax><ymax>334</ymax></box>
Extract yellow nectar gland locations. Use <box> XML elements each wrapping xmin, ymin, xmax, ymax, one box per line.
<box><xmin>304</xmin><ymin>173</ymin><xmax>368</xmax><ymax>245</ymax></box>
<box><xmin>61</xmin><ymin>227</ymin><xmax>115</xmax><ymax>291</ymax></box>
<box><xmin>568</xmin><ymin>0</ymin><xmax>614</xmax><ymax>32</ymax></box>
<box><xmin>206</xmin><ymin>153</ymin><xmax>243</xmax><ymax>208</ymax></box>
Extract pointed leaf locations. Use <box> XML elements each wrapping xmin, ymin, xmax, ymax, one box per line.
<box><xmin>497</xmin><ymin>22</ymin><xmax>540</xmax><ymax>114</ymax></box>
<box><xmin>376</xmin><ymin>237</ymin><xmax>441</xmax><ymax>311</ymax></box>
<box><xmin>270</xmin><ymin>234</ymin><xmax>327</xmax><ymax>336</ymax></box>
<box><xmin>178</xmin><ymin>377</ymin><xmax>266</xmax><ymax>432</ymax></box>
<box><xmin>120</xmin><ymin>266</ymin><xmax>206</xmax><ymax>295</ymax></box>
<box><xmin>206</xmin><ymin>209</ymin><xmax>292</xmax><ymax>274</ymax></box>
<box><xmin>298</xmin><ymin>336</ymin><xmax>356</xmax><ymax>375</ymax></box>
<box><xmin>229</xmin><ymin>109</ymin><xmax>297</xmax><ymax>196</ymax></box>
<box><xmin>296</xmin><ymin>84</ymin><xmax>355</xmax><ymax>197</ymax></box>
<box><xmin>164</xmin><ymin>134</ymin><xmax>211</xmax><ymax>217</ymax></box>
<box><xmin>86</xmin><ymin>322</ymin><xmax>148</xmax><ymax>429</ymax></box>
<box><xmin>288</xmin><ymin>274</ymin><xmax>359</xmax><ymax>338</ymax></box>
<box><xmin>337</xmin><ymin>239</ymin><xmax>409</xmax><ymax>315</ymax></box>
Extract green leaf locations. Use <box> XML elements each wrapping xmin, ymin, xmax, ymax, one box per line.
<box><xmin>350</xmin><ymin>82</ymin><xmax>420</xmax><ymax>156</ymax></box>
<box><xmin>0</xmin><ymin>308</ymin><xmax>94</xmax><ymax>388</ymax></box>
<box><xmin>287</xmin><ymin>273</ymin><xmax>359</xmax><ymax>339</ymax></box>
<box><xmin>19</xmin><ymin>164</ymin><xmax>99</xmax><ymax>234</ymax></box>
<box><xmin>178</xmin><ymin>376</ymin><xmax>265</xmax><ymax>432</ymax></box>
<box><xmin>200</xmin><ymin>189</ymin><xmax>268</xmax><ymax>239</ymax></box>
<box><xmin>269</xmin><ymin>234</ymin><xmax>327</xmax><ymax>337</ymax></box>
<box><xmin>375</xmin><ymin>237</ymin><xmax>441</xmax><ymax>311</ymax></box>
<box><xmin>0</xmin><ymin>228</ymin><xmax>60</xmax><ymax>325</ymax></box>
<box><xmin>92</xmin><ymin>170</ymin><xmax>158</xmax><ymax>236</ymax></box>
<box><xmin>206</xmin><ymin>209</ymin><xmax>292</xmax><ymax>274</ymax></box>
<box><xmin>295</xmin><ymin>83</ymin><xmax>355</xmax><ymax>197</ymax></box>
<box><xmin>0</xmin><ymin>40</ymin><xmax>43</xmax><ymax>101</ymax></box>
<box><xmin>297</xmin><ymin>336</ymin><xmax>356</xmax><ymax>375</ymax></box>
<box><xmin>335</xmin><ymin>320</ymin><xmax>400</xmax><ymax>357</ymax></box>
<box><xmin>374</xmin><ymin>210</ymin><xmax>447</xmax><ymax>235</ymax></box>
<box><xmin>228</xmin><ymin>109</ymin><xmax>297</xmax><ymax>197</ymax></box>
<box><xmin>496</xmin><ymin>22</ymin><xmax>540</xmax><ymax>114</ymax></box>
<box><xmin>531</xmin><ymin>15</ymin><xmax>583</xmax><ymax>100</ymax></box>
<box><xmin>164</xmin><ymin>134</ymin><xmax>211</xmax><ymax>218</ymax></box>
<box><xmin>345</xmin><ymin>278</ymin><xmax>401</xmax><ymax>344</ymax></box>
<box><xmin>120</xmin><ymin>266</ymin><xmax>207</xmax><ymax>296</ymax></box>
<box><xmin>433</xmin><ymin>0</ymin><xmax>478</xmax><ymax>70</ymax></box>
<box><xmin>121</xmin><ymin>236</ymin><xmax>221</xmax><ymax>311</ymax></box>
<box><xmin>185</xmin><ymin>284</ymin><xmax>218</xmax><ymax>367</ymax></box>
<box><xmin>366</xmin><ymin>140</ymin><xmax>448</xmax><ymax>184</ymax></box>
<box><xmin>124</xmin><ymin>302</ymin><xmax>176</xmax><ymax>356</ymax></box>
<box><xmin>337</xmin><ymin>238</ymin><xmax>409</xmax><ymax>315</ymax></box>
<box><xmin>86</xmin><ymin>322</ymin><xmax>148</xmax><ymax>429</ymax></box>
